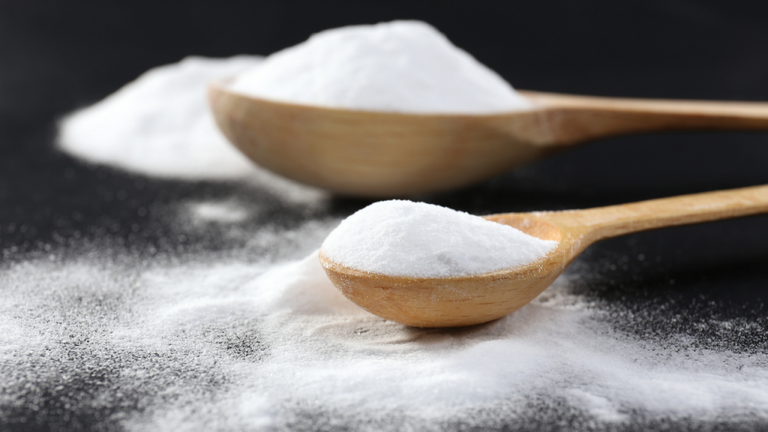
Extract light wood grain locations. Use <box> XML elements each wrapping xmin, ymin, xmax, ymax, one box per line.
<box><xmin>519</xmin><ymin>91</ymin><xmax>768</xmax><ymax>145</ymax></box>
<box><xmin>209</xmin><ymin>83</ymin><xmax>768</xmax><ymax>197</ymax></box>
<box><xmin>320</xmin><ymin>184</ymin><xmax>768</xmax><ymax>327</ymax></box>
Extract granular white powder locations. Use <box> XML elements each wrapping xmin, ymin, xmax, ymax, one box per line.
<box><xmin>229</xmin><ymin>21</ymin><xmax>531</xmax><ymax>114</ymax></box>
<box><xmin>58</xmin><ymin>56</ymin><xmax>263</xmax><ymax>180</ymax></box>
<box><xmin>2</xmin><ymin>248</ymin><xmax>768</xmax><ymax>431</ymax></box>
<box><xmin>321</xmin><ymin>200</ymin><xmax>557</xmax><ymax>277</ymax></box>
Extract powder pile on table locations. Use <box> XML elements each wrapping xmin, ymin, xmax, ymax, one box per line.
<box><xmin>230</xmin><ymin>20</ymin><xmax>531</xmax><ymax>113</ymax></box>
<box><xmin>321</xmin><ymin>200</ymin><xmax>557</xmax><ymax>277</ymax></box>
<box><xmin>57</xmin><ymin>55</ymin><xmax>325</xmax><ymax>205</ymax></box>
<box><xmin>58</xmin><ymin>56</ymin><xmax>264</xmax><ymax>180</ymax></box>
<box><xmin>3</xmin><ymin>247</ymin><xmax>768</xmax><ymax>431</ymax></box>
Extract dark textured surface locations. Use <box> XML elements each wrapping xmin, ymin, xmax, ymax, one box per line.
<box><xmin>1</xmin><ymin>1</ymin><xmax>768</xmax><ymax>430</ymax></box>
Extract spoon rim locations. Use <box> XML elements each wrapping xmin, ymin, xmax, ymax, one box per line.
<box><xmin>318</xmin><ymin>212</ymin><xmax>575</xmax><ymax>284</ymax></box>
<box><xmin>318</xmin><ymin>248</ymin><xmax>562</xmax><ymax>282</ymax></box>
<box><xmin>209</xmin><ymin>79</ymin><xmax>542</xmax><ymax>119</ymax></box>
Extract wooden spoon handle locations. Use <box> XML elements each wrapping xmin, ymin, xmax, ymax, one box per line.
<box><xmin>547</xmin><ymin>184</ymin><xmax>768</xmax><ymax>241</ymax></box>
<box><xmin>520</xmin><ymin>91</ymin><xmax>768</xmax><ymax>145</ymax></box>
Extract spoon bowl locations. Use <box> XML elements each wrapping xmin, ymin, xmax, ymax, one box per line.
<box><xmin>320</xmin><ymin>184</ymin><xmax>768</xmax><ymax>327</ymax></box>
<box><xmin>320</xmin><ymin>213</ymin><xmax>568</xmax><ymax>327</ymax></box>
<box><xmin>210</xmin><ymin>82</ymin><xmax>768</xmax><ymax>197</ymax></box>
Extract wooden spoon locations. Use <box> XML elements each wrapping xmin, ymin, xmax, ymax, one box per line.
<box><xmin>319</xmin><ymin>184</ymin><xmax>768</xmax><ymax>327</ymax></box>
<box><xmin>209</xmin><ymin>83</ymin><xmax>768</xmax><ymax>197</ymax></box>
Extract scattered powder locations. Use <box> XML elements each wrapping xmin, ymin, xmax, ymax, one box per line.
<box><xmin>229</xmin><ymin>21</ymin><xmax>531</xmax><ymax>114</ymax></box>
<box><xmin>2</xmin><ymin>247</ymin><xmax>768</xmax><ymax>431</ymax></box>
<box><xmin>187</xmin><ymin>200</ymin><xmax>250</xmax><ymax>224</ymax></box>
<box><xmin>321</xmin><ymin>200</ymin><xmax>557</xmax><ymax>277</ymax></box>
<box><xmin>58</xmin><ymin>56</ymin><xmax>262</xmax><ymax>180</ymax></box>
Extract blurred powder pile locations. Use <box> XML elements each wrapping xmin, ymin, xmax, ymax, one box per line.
<box><xmin>58</xmin><ymin>56</ymin><xmax>263</xmax><ymax>181</ymax></box>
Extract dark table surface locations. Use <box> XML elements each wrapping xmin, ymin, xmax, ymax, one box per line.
<box><xmin>2</xmin><ymin>1</ymin><xmax>768</xmax><ymax>431</ymax></box>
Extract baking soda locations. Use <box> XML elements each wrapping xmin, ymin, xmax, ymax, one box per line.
<box><xmin>229</xmin><ymin>21</ymin><xmax>531</xmax><ymax>113</ymax></box>
<box><xmin>58</xmin><ymin>56</ymin><xmax>263</xmax><ymax>180</ymax></box>
<box><xmin>57</xmin><ymin>55</ymin><xmax>326</xmax><ymax>205</ymax></box>
<box><xmin>2</xmin><ymin>246</ymin><xmax>767</xmax><ymax>431</ymax></box>
<box><xmin>321</xmin><ymin>200</ymin><xmax>557</xmax><ymax>277</ymax></box>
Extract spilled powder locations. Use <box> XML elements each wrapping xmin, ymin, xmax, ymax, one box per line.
<box><xmin>230</xmin><ymin>20</ymin><xmax>531</xmax><ymax>113</ymax></box>
<box><xmin>187</xmin><ymin>200</ymin><xmax>251</xmax><ymax>224</ymax></box>
<box><xmin>2</xmin><ymin>244</ymin><xmax>768</xmax><ymax>431</ymax></box>
<box><xmin>58</xmin><ymin>56</ymin><xmax>263</xmax><ymax>180</ymax></box>
<box><xmin>321</xmin><ymin>200</ymin><xmax>557</xmax><ymax>277</ymax></box>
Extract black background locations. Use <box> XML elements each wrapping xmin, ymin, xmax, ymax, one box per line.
<box><xmin>2</xmin><ymin>1</ymin><xmax>768</xmax><ymax>430</ymax></box>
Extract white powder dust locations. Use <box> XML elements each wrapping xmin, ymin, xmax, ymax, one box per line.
<box><xmin>321</xmin><ymin>200</ymin><xmax>558</xmax><ymax>277</ymax></box>
<box><xmin>229</xmin><ymin>21</ymin><xmax>531</xmax><ymax>114</ymax></box>
<box><xmin>187</xmin><ymin>200</ymin><xmax>250</xmax><ymax>224</ymax></box>
<box><xmin>2</xmin><ymin>248</ymin><xmax>767</xmax><ymax>431</ymax></box>
<box><xmin>58</xmin><ymin>56</ymin><xmax>262</xmax><ymax>180</ymax></box>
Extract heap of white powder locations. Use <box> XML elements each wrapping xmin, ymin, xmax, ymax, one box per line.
<box><xmin>57</xmin><ymin>55</ymin><xmax>326</xmax><ymax>204</ymax></box>
<box><xmin>229</xmin><ymin>21</ymin><xmax>531</xmax><ymax>113</ymax></box>
<box><xmin>321</xmin><ymin>200</ymin><xmax>557</xmax><ymax>277</ymax></box>
<box><xmin>59</xmin><ymin>56</ymin><xmax>264</xmax><ymax>180</ymax></box>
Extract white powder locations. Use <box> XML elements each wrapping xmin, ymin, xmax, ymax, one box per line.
<box><xmin>57</xmin><ymin>55</ymin><xmax>327</xmax><ymax>205</ymax></box>
<box><xmin>187</xmin><ymin>200</ymin><xmax>250</xmax><ymax>224</ymax></box>
<box><xmin>57</xmin><ymin>21</ymin><xmax>528</xmax><ymax>193</ymax></box>
<box><xmin>58</xmin><ymin>56</ymin><xmax>262</xmax><ymax>180</ymax></box>
<box><xmin>229</xmin><ymin>21</ymin><xmax>531</xmax><ymax>114</ymax></box>
<box><xmin>321</xmin><ymin>200</ymin><xmax>558</xmax><ymax>277</ymax></box>
<box><xmin>2</xmin><ymin>248</ymin><xmax>768</xmax><ymax>431</ymax></box>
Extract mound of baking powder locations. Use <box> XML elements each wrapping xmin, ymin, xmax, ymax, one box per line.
<box><xmin>229</xmin><ymin>21</ymin><xmax>531</xmax><ymax>113</ymax></box>
<box><xmin>321</xmin><ymin>200</ymin><xmax>557</xmax><ymax>277</ymax></box>
<box><xmin>58</xmin><ymin>56</ymin><xmax>263</xmax><ymax>180</ymax></box>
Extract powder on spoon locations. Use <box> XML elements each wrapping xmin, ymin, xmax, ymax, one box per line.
<box><xmin>229</xmin><ymin>20</ymin><xmax>531</xmax><ymax>114</ymax></box>
<box><xmin>320</xmin><ymin>200</ymin><xmax>557</xmax><ymax>277</ymax></box>
<box><xmin>57</xmin><ymin>21</ymin><xmax>528</xmax><ymax>186</ymax></box>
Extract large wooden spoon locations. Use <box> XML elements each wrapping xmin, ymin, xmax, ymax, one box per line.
<box><xmin>319</xmin><ymin>184</ymin><xmax>768</xmax><ymax>327</ymax></box>
<box><xmin>210</xmin><ymin>83</ymin><xmax>768</xmax><ymax>197</ymax></box>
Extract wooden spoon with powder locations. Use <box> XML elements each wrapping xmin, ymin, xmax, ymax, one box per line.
<box><xmin>209</xmin><ymin>21</ymin><xmax>768</xmax><ymax>197</ymax></box>
<box><xmin>211</xmin><ymin>85</ymin><xmax>768</xmax><ymax>197</ymax></box>
<box><xmin>319</xmin><ymin>185</ymin><xmax>768</xmax><ymax>327</ymax></box>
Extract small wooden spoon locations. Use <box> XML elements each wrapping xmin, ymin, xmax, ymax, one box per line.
<box><xmin>319</xmin><ymin>184</ymin><xmax>768</xmax><ymax>327</ymax></box>
<box><xmin>210</xmin><ymin>83</ymin><xmax>768</xmax><ymax>197</ymax></box>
